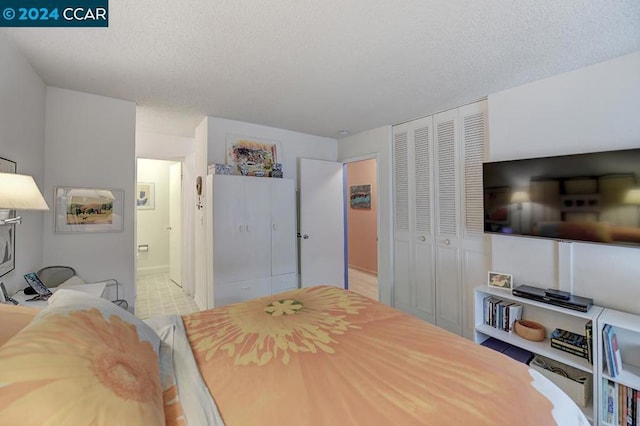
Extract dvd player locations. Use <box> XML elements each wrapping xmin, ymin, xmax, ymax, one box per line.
<box><xmin>512</xmin><ymin>285</ymin><xmax>593</xmax><ymax>312</ymax></box>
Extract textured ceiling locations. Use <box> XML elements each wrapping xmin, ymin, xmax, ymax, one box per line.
<box><xmin>2</xmin><ymin>1</ymin><xmax>640</xmax><ymax>138</ymax></box>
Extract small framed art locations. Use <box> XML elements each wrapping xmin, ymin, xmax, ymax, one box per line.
<box><xmin>488</xmin><ymin>271</ymin><xmax>513</xmax><ymax>290</ymax></box>
<box><xmin>136</xmin><ymin>182</ymin><xmax>155</xmax><ymax>210</ymax></box>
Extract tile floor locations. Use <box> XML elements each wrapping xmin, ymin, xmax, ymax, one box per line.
<box><xmin>135</xmin><ymin>273</ymin><xmax>200</xmax><ymax>320</ymax></box>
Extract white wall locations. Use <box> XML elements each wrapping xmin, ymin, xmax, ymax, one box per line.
<box><xmin>206</xmin><ymin>116</ymin><xmax>337</xmax><ymax>186</ymax></box>
<box><xmin>0</xmin><ymin>36</ymin><xmax>47</xmax><ymax>295</ymax></box>
<box><xmin>338</xmin><ymin>126</ymin><xmax>393</xmax><ymax>306</ymax></box>
<box><xmin>488</xmin><ymin>51</ymin><xmax>640</xmax><ymax>315</ymax></box>
<box><xmin>136</xmin><ymin>159</ymin><xmax>173</xmax><ymax>275</ymax></box>
<box><xmin>43</xmin><ymin>87</ymin><xmax>136</xmax><ymax>309</ymax></box>
<box><xmin>193</xmin><ymin>118</ymin><xmax>209</xmax><ymax>309</ymax></box>
<box><xmin>136</xmin><ymin>129</ymin><xmax>197</xmax><ymax>296</ymax></box>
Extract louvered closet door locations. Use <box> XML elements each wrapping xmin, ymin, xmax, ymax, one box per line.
<box><xmin>392</xmin><ymin>117</ymin><xmax>436</xmax><ymax>324</ymax></box>
<box><xmin>459</xmin><ymin>101</ymin><xmax>489</xmax><ymax>339</ymax></box>
<box><xmin>433</xmin><ymin>108</ymin><xmax>463</xmax><ymax>335</ymax></box>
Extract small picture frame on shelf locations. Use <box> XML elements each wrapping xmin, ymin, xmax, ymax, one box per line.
<box><xmin>488</xmin><ymin>271</ymin><xmax>513</xmax><ymax>290</ymax></box>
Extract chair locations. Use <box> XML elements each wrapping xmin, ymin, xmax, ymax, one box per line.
<box><xmin>36</xmin><ymin>266</ymin><xmax>77</xmax><ymax>288</ymax></box>
<box><xmin>36</xmin><ymin>265</ymin><xmax>128</xmax><ymax>310</ymax></box>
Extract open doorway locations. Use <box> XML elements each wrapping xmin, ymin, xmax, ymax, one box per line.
<box><xmin>135</xmin><ymin>158</ymin><xmax>197</xmax><ymax>318</ymax></box>
<box><xmin>344</xmin><ymin>158</ymin><xmax>378</xmax><ymax>300</ymax></box>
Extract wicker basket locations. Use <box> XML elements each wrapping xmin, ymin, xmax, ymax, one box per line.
<box><xmin>530</xmin><ymin>355</ymin><xmax>592</xmax><ymax>407</ymax></box>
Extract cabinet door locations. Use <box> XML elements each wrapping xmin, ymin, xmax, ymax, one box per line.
<box><xmin>213</xmin><ymin>175</ymin><xmax>246</xmax><ymax>283</ymax></box>
<box><xmin>433</xmin><ymin>109</ymin><xmax>463</xmax><ymax>335</ymax></box>
<box><xmin>271</xmin><ymin>179</ymin><xmax>297</xmax><ymax>276</ymax></box>
<box><xmin>459</xmin><ymin>101</ymin><xmax>490</xmax><ymax>339</ymax></box>
<box><xmin>392</xmin><ymin>117</ymin><xmax>436</xmax><ymax>324</ymax></box>
<box><xmin>242</xmin><ymin>178</ymin><xmax>272</xmax><ymax>281</ymax></box>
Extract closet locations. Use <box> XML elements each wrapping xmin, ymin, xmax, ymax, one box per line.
<box><xmin>392</xmin><ymin>100</ymin><xmax>488</xmax><ymax>338</ymax></box>
<box><xmin>205</xmin><ymin>174</ymin><xmax>297</xmax><ymax>308</ymax></box>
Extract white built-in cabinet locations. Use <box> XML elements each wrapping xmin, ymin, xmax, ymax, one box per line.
<box><xmin>205</xmin><ymin>174</ymin><xmax>297</xmax><ymax>308</ymax></box>
<box><xmin>392</xmin><ymin>100</ymin><xmax>489</xmax><ymax>337</ymax></box>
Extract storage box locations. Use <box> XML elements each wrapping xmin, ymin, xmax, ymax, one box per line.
<box><xmin>529</xmin><ymin>355</ymin><xmax>592</xmax><ymax>407</ymax></box>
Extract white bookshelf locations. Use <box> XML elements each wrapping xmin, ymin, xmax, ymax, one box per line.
<box><xmin>597</xmin><ymin>308</ymin><xmax>640</xmax><ymax>426</ymax></box>
<box><xmin>474</xmin><ymin>286</ymin><xmax>603</xmax><ymax>423</ymax></box>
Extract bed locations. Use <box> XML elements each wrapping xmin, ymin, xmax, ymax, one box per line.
<box><xmin>0</xmin><ymin>286</ymin><xmax>589</xmax><ymax>425</ymax></box>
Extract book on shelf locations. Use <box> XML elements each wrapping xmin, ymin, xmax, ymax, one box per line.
<box><xmin>550</xmin><ymin>341</ymin><xmax>589</xmax><ymax>359</ymax></box>
<box><xmin>585</xmin><ymin>320</ymin><xmax>593</xmax><ymax>364</ymax></box>
<box><xmin>603</xmin><ymin>324</ymin><xmax>615</xmax><ymax>377</ymax></box>
<box><xmin>601</xmin><ymin>380</ymin><xmax>639</xmax><ymax>426</ymax></box>
<box><xmin>549</xmin><ymin>337</ymin><xmax>589</xmax><ymax>353</ymax></box>
<box><xmin>612</xmin><ymin>330</ymin><xmax>623</xmax><ymax>376</ymax></box>
<box><xmin>603</xmin><ymin>324</ymin><xmax>623</xmax><ymax>377</ymax></box>
<box><xmin>506</xmin><ymin>304</ymin><xmax>522</xmax><ymax>332</ymax></box>
<box><xmin>605</xmin><ymin>379</ymin><xmax>618</xmax><ymax>425</ymax></box>
<box><xmin>550</xmin><ymin>328</ymin><xmax>588</xmax><ymax>349</ymax></box>
<box><xmin>636</xmin><ymin>388</ymin><xmax>639</xmax><ymax>426</ymax></box>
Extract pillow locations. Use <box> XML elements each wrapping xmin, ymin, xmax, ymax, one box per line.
<box><xmin>57</xmin><ymin>275</ymin><xmax>86</xmax><ymax>288</ymax></box>
<box><xmin>45</xmin><ymin>289</ymin><xmax>160</xmax><ymax>352</ymax></box>
<box><xmin>0</xmin><ymin>290</ymin><xmax>165</xmax><ymax>425</ymax></box>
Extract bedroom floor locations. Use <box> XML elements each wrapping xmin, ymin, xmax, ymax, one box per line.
<box><xmin>135</xmin><ymin>273</ymin><xmax>200</xmax><ymax>320</ymax></box>
<box><xmin>348</xmin><ymin>267</ymin><xmax>378</xmax><ymax>300</ymax></box>
<box><xmin>135</xmin><ymin>269</ymin><xmax>378</xmax><ymax>319</ymax></box>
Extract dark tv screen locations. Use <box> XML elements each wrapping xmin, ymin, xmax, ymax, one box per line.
<box><xmin>483</xmin><ymin>148</ymin><xmax>640</xmax><ymax>247</ymax></box>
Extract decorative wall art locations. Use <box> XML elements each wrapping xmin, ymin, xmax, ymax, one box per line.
<box><xmin>136</xmin><ymin>182</ymin><xmax>155</xmax><ymax>210</ymax></box>
<box><xmin>0</xmin><ymin>224</ymin><xmax>15</xmax><ymax>277</ymax></box>
<box><xmin>54</xmin><ymin>187</ymin><xmax>124</xmax><ymax>233</ymax></box>
<box><xmin>350</xmin><ymin>184</ymin><xmax>372</xmax><ymax>209</ymax></box>
<box><xmin>0</xmin><ymin>156</ymin><xmax>16</xmax><ymax>277</ymax></box>
<box><xmin>226</xmin><ymin>134</ymin><xmax>281</xmax><ymax>176</ymax></box>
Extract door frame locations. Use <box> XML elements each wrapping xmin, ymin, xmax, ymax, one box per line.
<box><xmin>342</xmin><ymin>153</ymin><xmax>381</xmax><ymax>297</ymax></box>
<box><xmin>134</xmin><ymin>156</ymin><xmax>188</xmax><ymax>292</ymax></box>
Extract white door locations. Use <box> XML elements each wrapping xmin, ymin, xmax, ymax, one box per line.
<box><xmin>271</xmin><ymin>179</ymin><xmax>297</xmax><ymax>276</ymax></box>
<box><xmin>169</xmin><ymin>162</ymin><xmax>182</xmax><ymax>287</ymax></box>
<box><xmin>299</xmin><ymin>158</ymin><xmax>345</xmax><ymax>288</ymax></box>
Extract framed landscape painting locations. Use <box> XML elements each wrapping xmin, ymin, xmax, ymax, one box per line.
<box><xmin>54</xmin><ymin>187</ymin><xmax>124</xmax><ymax>233</ymax></box>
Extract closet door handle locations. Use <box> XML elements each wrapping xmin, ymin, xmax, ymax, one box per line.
<box><xmin>238</xmin><ymin>225</ymin><xmax>243</xmax><ymax>232</ymax></box>
<box><xmin>442</xmin><ymin>239</ymin><xmax>450</xmax><ymax>245</ymax></box>
<box><xmin>419</xmin><ymin>236</ymin><xmax>426</xmax><ymax>242</ymax></box>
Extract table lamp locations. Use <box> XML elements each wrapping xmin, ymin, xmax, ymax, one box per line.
<box><xmin>0</xmin><ymin>172</ymin><xmax>49</xmax><ymax>225</ymax></box>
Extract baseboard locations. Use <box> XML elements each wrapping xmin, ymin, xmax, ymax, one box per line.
<box><xmin>348</xmin><ymin>264</ymin><xmax>378</xmax><ymax>276</ymax></box>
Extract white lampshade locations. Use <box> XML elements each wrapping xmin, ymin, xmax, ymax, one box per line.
<box><xmin>624</xmin><ymin>189</ymin><xmax>640</xmax><ymax>205</ymax></box>
<box><xmin>510</xmin><ymin>191</ymin><xmax>530</xmax><ymax>204</ymax></box>
<box><xmin>0</xmin><ymin>173</ymin><xmax>49</xmax><ymax>210</ymax></box>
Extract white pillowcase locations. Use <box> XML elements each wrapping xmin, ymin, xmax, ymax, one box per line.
<box><xmin>57</xmin><ymin>275</ymin><xmax>87</xmax><ymax>288</ymax></box>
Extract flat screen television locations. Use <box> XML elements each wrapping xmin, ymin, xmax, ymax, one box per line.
<box><xmin>483</xmin><ymin>148</ymin><xmax>640</xmax><ymax>247</ymax></box>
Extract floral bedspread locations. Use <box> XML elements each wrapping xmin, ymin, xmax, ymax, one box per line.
<box><xmin>182</xmin><ymin>286</ymin><xmax>588</xmax><ymax>425</ymax></box>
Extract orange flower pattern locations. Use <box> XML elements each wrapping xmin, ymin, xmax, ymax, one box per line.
<box><xmin>0</xmin><ymin>308</ymin><xmax>164</xmax><ymax>425</ymax></box>
<box><xmin>184</xmin><ymin>286</ymin><xmax>369</xmax><ymax>366</ymax></box>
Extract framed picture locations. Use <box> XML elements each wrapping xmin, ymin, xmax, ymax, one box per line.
<box><xmin>0</xmin><ymin>225</ymin><xmax>15</xmax><ymax>277</ymax></box>
<box><xmin>54</xmin><ymin>187</ymin><xmax>124</xmax><ymax>233</ymax></box>
<box><xmin>488</xmin><ymin>271</ymin><xmax>513</xmax><ymax>290</ymax></box>
<box><xmin>226</xmin><ymin>134</ymin><xmax>281</xmax><ymax>176</ymax></box>
<box><xmin>136</xmin><ymin>182</ymin><xmax>155</xmax><ymax>210</ymax></box>
<box><xmin>0</xmin><ymin>156</ymin><xmax>16</xmax><ymax>174</ymax></box>
<box><xmin>0</xmin><ymin>156</ymin><xmax>16</xmax><ymax>277</ymax></box>
<box><xmin>350</xmin><ymin>184</ymin><xmax>371</xmax><ymax>209</ymax></box>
